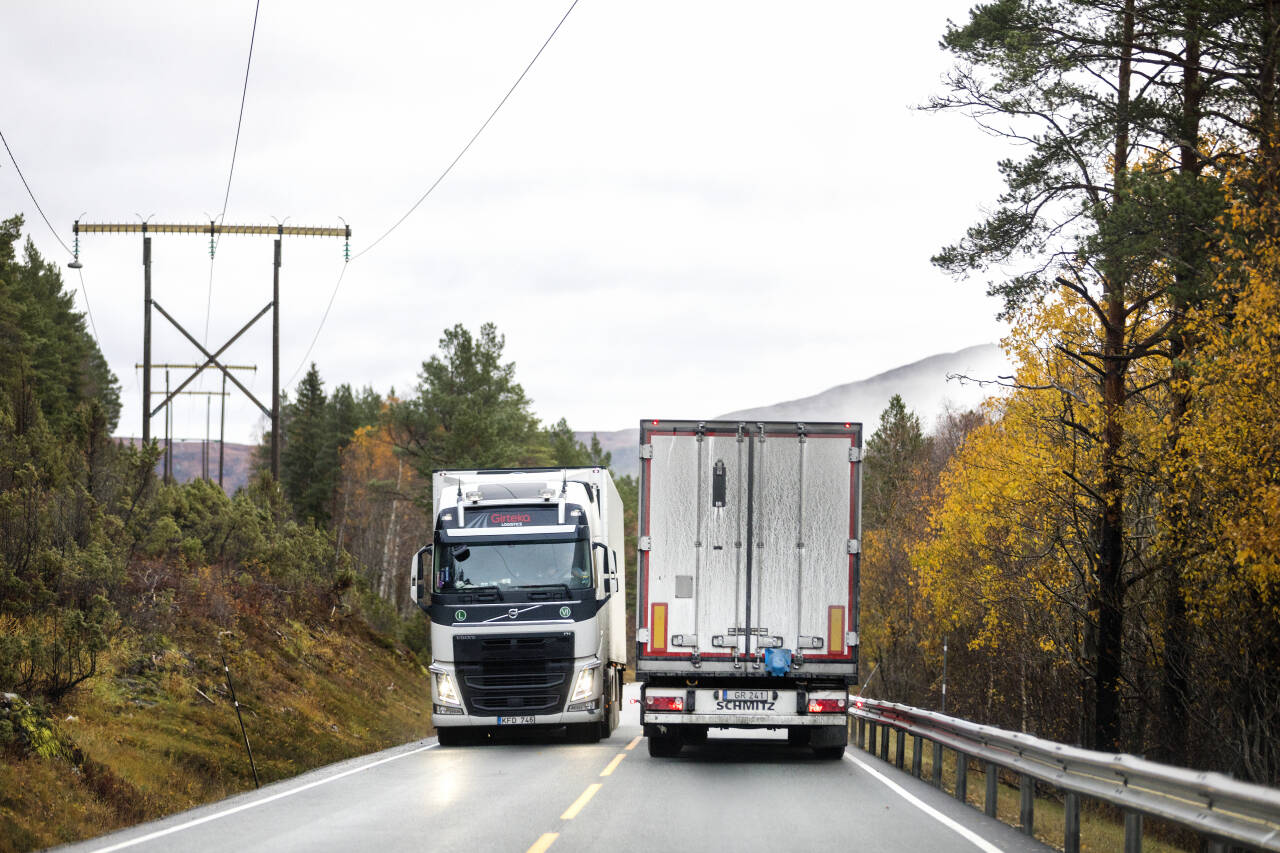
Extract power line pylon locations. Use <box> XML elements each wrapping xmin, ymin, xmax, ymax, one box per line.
<box><xmin>74</xmin><ymin>220</ymin><xmax>350</xmax><ymax>479</ymax></box>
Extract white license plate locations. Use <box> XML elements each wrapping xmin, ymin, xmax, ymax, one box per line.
<box><xmin>722</xmin><ymin>690</ymin><xmax>771</xmax><ymax>701</ymax></box>
<box><xmin>498</xmin><ymin>715</ymin><xmax>535</xmax><ymax>725</ymax></box>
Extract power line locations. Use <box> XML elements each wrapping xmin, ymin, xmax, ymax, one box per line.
<box><xmin>285</xmin><ymin>0</ymin><xmax>581</xmax><ymax>389</ymax></box>
<box><xmin>1</xmin><ymin>127</ymin><xmax>100</xmax><ymax>343</ymax></box>
<box><xmin>204</xmin><ymin>0</ymin><xmax>263</xmax><ymax>346</ymax></box>
<box><xmin>75</xmin><ymin>268</ymin><xmax>101</xmax><ymax>346</ymax></box>
<box><xmin>286</xmin><ymin>260</ymin><xmax>347</xmax><ymax>387</ymax></box>
<box><xmin>0</xmin><ymin>128</ymin><xmax>72</xmax><ymax>256</ymax></box>
<box><xmin>352</xmin><ymin>0</ymin><xmax>580</xmax><ymax>262</ymax></box>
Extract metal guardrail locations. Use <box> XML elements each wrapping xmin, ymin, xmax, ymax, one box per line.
<box><xmin>849</xmin><ymin>697</ymin><xmax>1280</xmax><ymax>852</ymax></box>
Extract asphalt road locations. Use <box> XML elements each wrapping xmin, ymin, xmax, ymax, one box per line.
<box><xmin>56</xmin><ymin>685</ymin><xmax>1054</xmax><ymax>853</ymax></box>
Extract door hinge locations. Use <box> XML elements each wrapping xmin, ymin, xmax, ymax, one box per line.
<box><xmin>847</xmin><ymin>539</ymin><xmax>861</xmax><ymax>555</ymax></box>
<box><xmin>639</xmin><ymin>536</ymin><xmax>652</xmax><ymax>551</ymax></box>
<box><xmin>639</xmin><ymin>444</ymin><xmax>654</xmax><ymax>459</ymax></box>
<box><xmin>849</xmin><ymin>446</ymin><xmax>863</xmax><ymax>463</ymax></box>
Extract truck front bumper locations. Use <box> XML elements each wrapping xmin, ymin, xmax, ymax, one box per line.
<box><xmin>432</xmin><ymin>706</ymin><xmax>603</xmax><ymax>728</ymax></box>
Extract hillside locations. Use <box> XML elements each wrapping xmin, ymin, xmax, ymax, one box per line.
<box><xmin>116</xmin><ymin>438</ymin><xmax>257</xmax><ymax>495</ymax></box>
<box><xmin>581</xmin><ymin>344</ymin><xmax>1010</xmax><ymax>477</ymax></box>
<box><xmin>0</xmin><ymin>591</ymin><xmax>434</xmax><ymax>852</ymax></box>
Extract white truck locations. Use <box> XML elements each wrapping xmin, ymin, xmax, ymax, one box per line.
<box><xmin>409</xmin><ymin>467</ymin><xmax>627</xmax><ymax>744</ymax></box>
<box><xmin>636</xmin><ymin>420</ymin><xmax>862</xmax><ymax>758</ymax></box>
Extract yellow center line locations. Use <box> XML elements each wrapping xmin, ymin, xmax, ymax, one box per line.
<box><xmin>560</xmin><ymin>783</ymin><xmax>603</xmax><ymax>820</ymax></box>
<box><xmin>625</xmin><ymin>735</ymin><xmax>642</xmax><ymax>751</ymax></box>
<box><xmin>600</xmin><ymin>753</ymin><xmax>626</xmax><ymax>776</ymax></box>
<box><xmin>526</xmin><ymin>833</ymin><xmax>559</xmax><ymax>853</ymax></box>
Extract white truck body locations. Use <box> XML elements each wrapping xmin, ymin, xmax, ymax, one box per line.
<box><xmin>635</xmin><ymin>420</ymin><xmax>862</xmax><ymax>757</ymax></box>
<box><xmin>410</xmin><ymin>467</ymin><xmax>626</xmax><ymax>743</ymax></box>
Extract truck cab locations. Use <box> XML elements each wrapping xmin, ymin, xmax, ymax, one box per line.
<box><xmin>410</xmin><ymin>468</ymin><xmax>626</xmax><ymax>744</ymax></box>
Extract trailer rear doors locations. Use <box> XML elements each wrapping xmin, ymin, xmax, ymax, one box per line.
<box><xmin>637</xmin><ymin>420</ymin><xmax>861</xmax><ymax>679</ymax></box>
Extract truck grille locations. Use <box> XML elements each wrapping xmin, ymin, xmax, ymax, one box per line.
<box><xmin>453</xmin><ymin>633</ymin><xmax>574</xmax><ymax>716</ymax></box>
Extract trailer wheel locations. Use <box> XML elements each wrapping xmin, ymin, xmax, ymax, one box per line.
<box><xmin>681</xmin><ymin>725</ymin><xmax>708</xmax><ymax>745</ymax></box>
<box><xmin>813</xmin><ymin>745</ymin><xmax>846</xmax><ymax>760</ymax></box>
<box><xmin>648</xmin><ymin>733</ymin><xmax>682</xmax><ymax>757</ymax></box>
<box><xmin>787</xmin><ymin>727</ymin><xmax>812</xmax><ymax>746</ymax></box>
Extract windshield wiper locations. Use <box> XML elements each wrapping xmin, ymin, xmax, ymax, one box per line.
<box><xmin>519</xmin><ymin>583</ymin><xmax>573</xmax><ymax>597</ymax></box>
<box><xmin>448</xmin><ymin>584</ymin><xmax>503</xmax><ymax>601</ymax></box>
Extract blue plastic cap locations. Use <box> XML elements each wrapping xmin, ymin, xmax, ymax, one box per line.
<box><xmin>763</xmin><ymin>647</ymin><xmax>792</xmax><ymax>676</ymax></box>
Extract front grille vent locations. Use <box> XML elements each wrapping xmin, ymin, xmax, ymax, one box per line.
<box><xmin>453</xmin><ymin>633</ymin><xmax>574</xmax><ymax>716</ymax></box>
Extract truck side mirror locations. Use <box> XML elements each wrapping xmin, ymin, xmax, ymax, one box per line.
<box><xmin>593</xmin><ymin>542</ymin><xmax>617</xmax><ymax>593</ymax></box>
<box><xmin>410</xmin><ymin>545</ymin><xmax>432</xmax><ymax>607</ymax></box>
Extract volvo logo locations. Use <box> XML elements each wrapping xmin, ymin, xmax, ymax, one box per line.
<box><xmin>559</xmin><ymin>606</ymin><xmax>571</xmax><ymax>618</ymax></box>
<box><xmin>508</xmin><ymin>608</ymin><xmax>519</xmax><ymax>619</ymax></box>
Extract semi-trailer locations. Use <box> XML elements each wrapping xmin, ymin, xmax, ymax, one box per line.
<box><xmin>635</xmin><ymin>420</ymin><xmax>862</xmax><ymax>758</ymax></box>
<box><xmin>409</xmin><ymin>467</ymin><xmax>627</xmax><ymax>744</ymax></box>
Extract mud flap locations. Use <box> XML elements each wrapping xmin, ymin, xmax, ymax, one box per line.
<box><xmin>809</xmin><ymin>723</ymin><xmax>848</xmax><ymax>749</ymax></box>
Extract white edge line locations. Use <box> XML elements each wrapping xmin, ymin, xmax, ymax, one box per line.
<box><xmin>845</xmin><ymin>751</ymin><xmax>1006</xmax><ymax>853</ymax></box>
<box><xmin>88</xmin><ymin>742</ymin><xmax>439</xmax><ymax>852</ymax></box>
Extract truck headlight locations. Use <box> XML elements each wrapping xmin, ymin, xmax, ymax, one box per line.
<box><xmin>570</xmin><ymin>662</ymin><xmax>601</xmax><ymax>703</ymax></box>
<box><xmin>432</xmin><ymin>669</ymin><xmax>461</xmax><ymax>706</ymax></box>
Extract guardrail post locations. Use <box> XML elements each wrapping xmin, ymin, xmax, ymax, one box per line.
<box><xmin>1064</xmin><ymin>791</ymin><xmax>1080</xmax><ymax>853</ymax></box>
<box><xmin>1124</xmin><ymin>811</ymin><xmax>1142</xmax><ymax>853</ymax></box>
<box><xmin>955</xmin><ymin>752</ymin><xmax>968</xmax><ymax>802</ymax></box>
<box><xmin>868</xmin><ymin>721</ymin><xmax>876</xmax><ymax>753</ymax></box>
<box><xmin>895</xmin><ymin>729</ymin><xmax>906</xmax><ymax>769</ymax></box>
<box><xmin>856</xmin><ymin>717</ymin><xmax>865</xmax><ymax>749</ymax></box>
<box><xmin>880</xmin><ymin>724</ymin><xmax>890</xmax><ymax>761</ymax></box>
<box><xmin>1205</xmin><ymin>840</ymin><xmax>1226</xmax><ymax>853</ymax></box>
<box><xmin>911</xmin><ymin>734</ymin><xmax>922</xmax><ymax>778</ymax></box>
<box><xmin>1019</xmin><ymin>774</ymin><xmax>1034</xmax><ymax>835</ymax></box>
<box><xmin>932</xmin><ymin>741</ymin><xmax>943</xmax><ymax>787</ymax></box>
<box><xmin>985</xmin><ymin>762</ymin><xmax>998</xmax><ymax>817</ymax></box>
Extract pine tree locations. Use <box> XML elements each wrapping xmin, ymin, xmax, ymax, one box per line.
<box><xmin>392</xmin><ymin>323</ymin><xmax>541</xmax><ymax>476</ymax></box>
<box><xmin>281</xmin><ymin>364</ymin><xmax>330</xmax><ymax>525</ymax></box>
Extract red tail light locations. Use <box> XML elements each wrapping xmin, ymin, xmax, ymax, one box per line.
<box><xmin>645</xmin><ymin>695</ymin><xmax>684</xmax><ymax>712</ymax></box>
<box><xmin>808</xmin><ymin>698</ymin><xmax>847</xmax><ymax>713</ymax></box>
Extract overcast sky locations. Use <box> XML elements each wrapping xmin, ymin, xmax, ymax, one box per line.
<box><xmin>3</xmin><ymin>2</ymin><xmax>1012</xmax><ymax>445</ymax></box>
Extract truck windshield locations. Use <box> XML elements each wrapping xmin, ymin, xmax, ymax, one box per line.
<box><xmin>434</xmin><ymin>539</ymin><xmax>591</xmax><ymax>593</ymax></box>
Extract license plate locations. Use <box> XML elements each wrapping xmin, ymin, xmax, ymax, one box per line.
<box><xmin>722</xmin><ymin>690</ymin><xmax>771</xmax><ymax>701</ymax></box>
<box><xmin>498</xmin><ymin>715</ymin><xmax>535</xmax><ymax>725</ymax></box>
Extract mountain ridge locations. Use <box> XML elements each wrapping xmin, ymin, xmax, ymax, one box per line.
<box><xmin>579</xmin><ymin>344</ymin><xmax>1009</xmax><ymax>478</ymax></box>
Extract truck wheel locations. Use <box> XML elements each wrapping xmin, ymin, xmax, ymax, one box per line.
<box><xmin>648</xmin><ymin>733</ymin><xmax>682</xmax><ymax>757</ymax></box>
<box><xmin>569</xmin><ymin>722</ymin><xmax>601</xmax><ymax>744</ymax></box>
<box><xmin>598</xmin><ymin>673</ymin><xmax>621</xmax><ymax>740</ymax></box>
<box><xmin>436</xmin><ymin>728</ymin><xmax>467</xmax><ymax>747</ymax></box>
